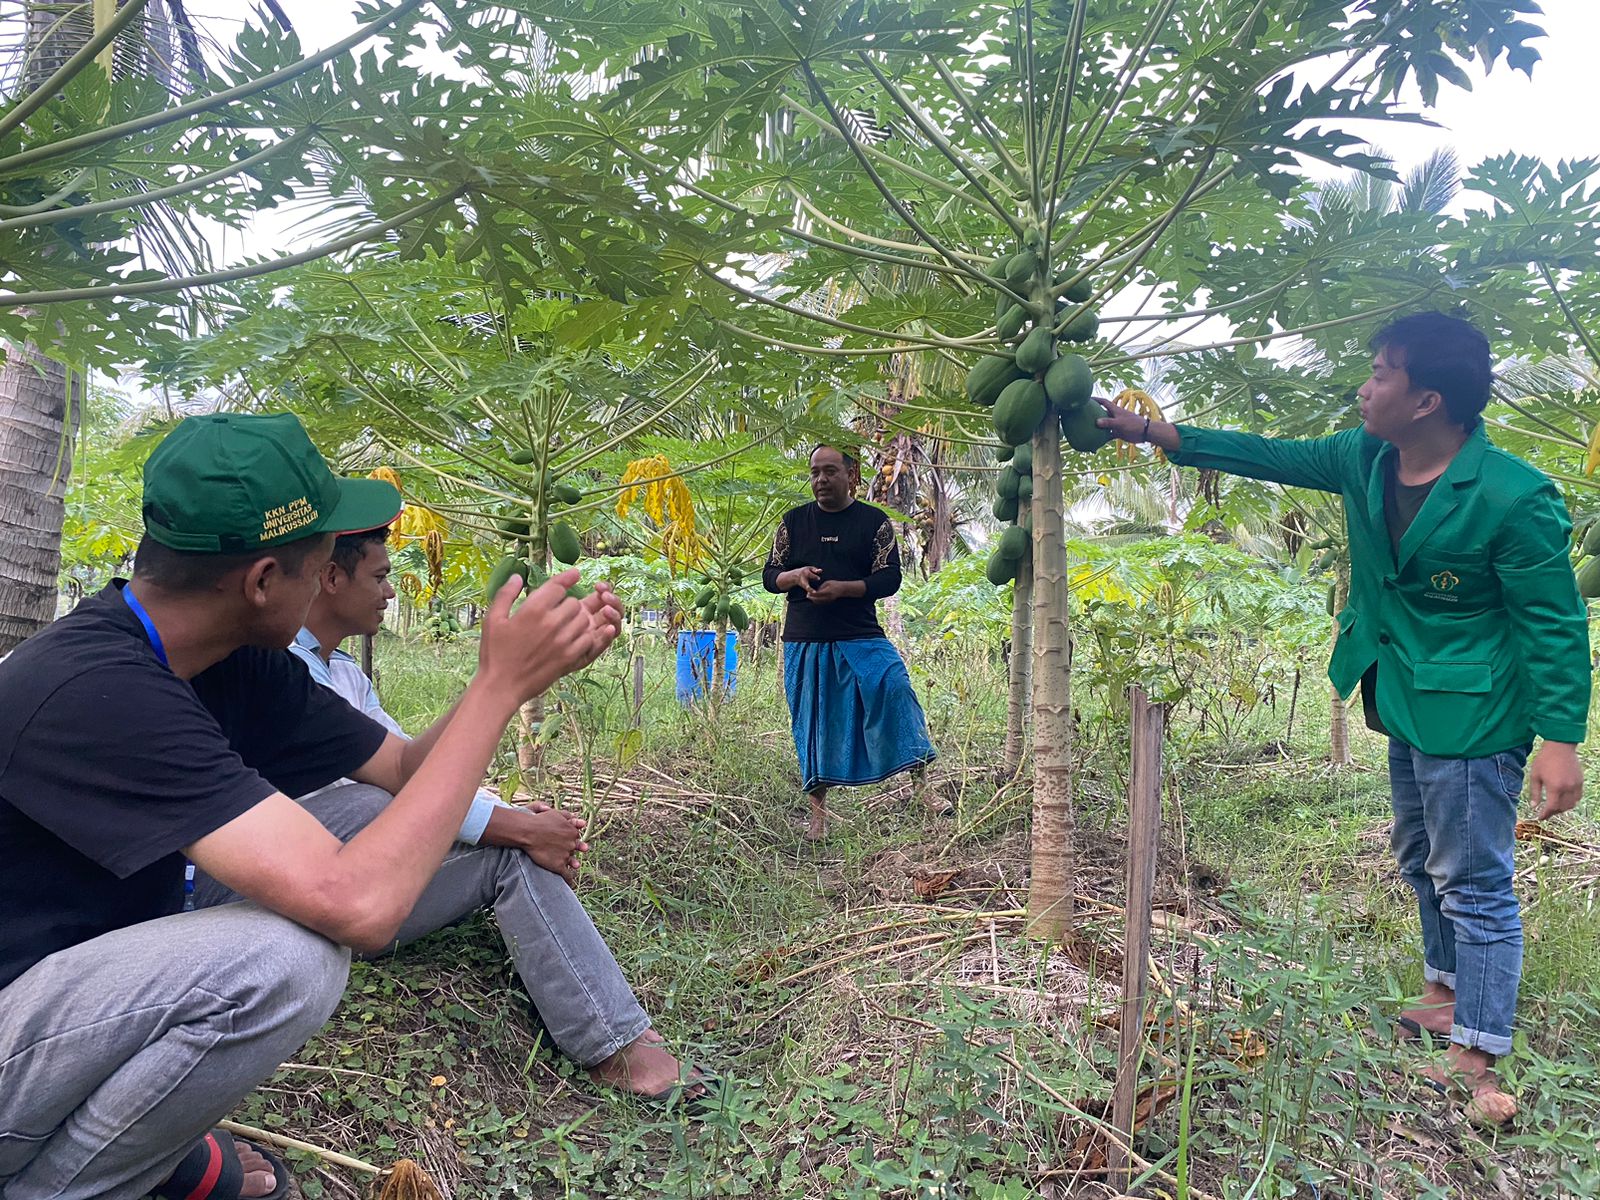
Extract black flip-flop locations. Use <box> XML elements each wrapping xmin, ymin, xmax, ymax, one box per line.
<box><xmin>153</xmin><ymin>1130</ymin><xmax>291</xmax><ymax>1200</ymax></box>
<box><xmin>1395</xmin><ymin>1016</ymin><xmax>1426</xmax><ymax>1041</ymax></box>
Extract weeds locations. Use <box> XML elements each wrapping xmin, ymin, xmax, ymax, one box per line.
<box><xmin>238</xmin><ymin>631</ymin><xmax>1600</xmax><ymax>1198</ymax></box>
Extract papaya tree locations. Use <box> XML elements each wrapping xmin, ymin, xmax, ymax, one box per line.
<box><xmin>507</xmin><ymin>0</ymin><xmax>1550</xmax><ymax>935</ymax></box>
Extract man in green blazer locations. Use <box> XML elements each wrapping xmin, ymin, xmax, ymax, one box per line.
<box><xmin>1097</xmin><ymin>312</ymin><xmax>1589</xmax><ymax>1125</ymax></box>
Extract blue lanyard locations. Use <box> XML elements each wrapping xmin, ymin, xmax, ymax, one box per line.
<box><xmin>121</xmin><ymin>584</ymin><xmax>169</xmax><ymax>668</ymax></box>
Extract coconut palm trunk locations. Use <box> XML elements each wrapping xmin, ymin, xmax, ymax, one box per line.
<box><xmin>0</xmin><ymin>345</ymin><xmax>80</xmax><ymax>653</ymax></box>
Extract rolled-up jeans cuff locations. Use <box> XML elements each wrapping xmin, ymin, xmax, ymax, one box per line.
<box><xmin>1452</xmin><ymin>1022</ymin><xmax>1512</xmax><ymax>1057</ymax></box>
<box><xmin>1423</xmin><ymin>963</ymin><xmax>1456</xmax><ymax>990</ymax></box>
<box><xmin>575</xmin><ymin>1014</ymin><xmax>653</xmax><ymax>1070</ymax></box>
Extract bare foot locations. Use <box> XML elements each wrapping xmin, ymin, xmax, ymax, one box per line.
<box><xmin>1422</xmin><ymin>1045</ymin><xmax>1517</xmax><ymax>1128</ymax></box>
<box><xmin>236</xmin><ymin>1143</ymin><xmax>279</xmax><ymax>1199</ymax></box>
<box><xmin>805</xmin><ymin>791</ymin><xmax>829</xmax><ymax>841</ymax></box>
<box><xmin>588</xmin><ymin>1033</ymin><xmax>709</xmax><ymax>1100</ymax></box>
<box><xmin>1401</xmin><ymin>981</ymin><xmax>1454</xmax><ymax>1038</ymax></box>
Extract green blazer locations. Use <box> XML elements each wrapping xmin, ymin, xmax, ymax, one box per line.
<box><xmin>1170</xmin><ymin>423</ymin><xmax>1591</xmax><ymax>758</ymax></box>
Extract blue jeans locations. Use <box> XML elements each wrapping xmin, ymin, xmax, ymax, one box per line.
<box><xmin>1388</xmin><ymin>738</ymin><xmax>1528</xmax><ymax>1056</ymax></box>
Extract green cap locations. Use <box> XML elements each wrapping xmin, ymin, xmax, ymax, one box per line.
<box><xmin>142</xmin><ymin>412</ymin><xmax>402</xmax><ymax>553</ymax></box>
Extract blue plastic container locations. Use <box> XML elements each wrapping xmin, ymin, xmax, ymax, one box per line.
<box><xmin>675</xmin><ymin>630</ymin><xmax>738</xmax><ymax>703</ymax></box>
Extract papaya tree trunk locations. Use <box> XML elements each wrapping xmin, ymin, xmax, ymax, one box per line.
<box><xmin>1329</xmin><ymin>567</ymin><xmax>1353</xmax><ymax>768</ymax></box>
<box><xmin>517</xmin><ymin>694</ymin><xmax>544</xmax><ymax>777</ymax></box>
<box><xmin>1026</xmin><ymin>413</ymin><xmax>1074</xmax><ymax>938</ymax></box>
<box><xmin>1003</xmin><ymin>554</ymin><xmax>1034</xmax><ymax>777</ymax></box>
<box><xmin>0</xmin><ymin>343</ymin><xmax>80</xmax><ymax>654</ymax></box>
<box><xmin>709</xmin><ymin>615</ymin><xmax>729</xmax><ymax>708</ymax></box>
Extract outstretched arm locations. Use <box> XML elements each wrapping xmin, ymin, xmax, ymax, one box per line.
<box><xmin>1095</xmin><ymin>395</ymin><xmax>1353</xmax><ymax>494</ymax></box>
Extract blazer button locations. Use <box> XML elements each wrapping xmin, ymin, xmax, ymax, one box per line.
<box><xmin>1379</xmin><ymin>633</ymin><xmax>1391</xmax><ymax>645</ymax></box>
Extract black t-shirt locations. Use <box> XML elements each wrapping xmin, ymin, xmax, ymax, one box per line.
<box><xmin>762</xmin><ymin>500</ymin><xmax>903</xmax><ymax>642</ymax></box>
<box><xmin>0</xmin><ymin>582</ymin><xmax>388</xmax><ymax>990</ymax></box>
<box><xmin>1360</xmin><ymin>462</ymin><xmax>1441</xmax><ymax>737</ymax></box>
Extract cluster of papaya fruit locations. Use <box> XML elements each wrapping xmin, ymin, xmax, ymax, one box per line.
<box><xmin>421</xmin><ymin>604</ymin><xmax>461</xmax><ymax>642</ymax></box>
<box><xmin>1305</xmin><ymin>536</ymin><xmax>1348</xmax><ymax>614</ymax></box>
<box><xmin>692</xmin><ymin>571</ymin><xmax>750</xmax><ymax>631</ymax></box>
<box><xmin>965</xmin><ymin>242</ymin><xmax>1112</xmax><ymax>457</ymax></box>
<box><xmin>485</xmin><ymin>467</ymin><xmax>587</xmax><ymax>601</ymax></box>
<box><xmin>1574</xmin><ymin>522</ymin><xmax>1600</xmax><ymax>598</ymax></box>
<box><xmin>984</xmin><ymin>440</ymin><xmax>1033</xmax><ymax>586</ymax></box>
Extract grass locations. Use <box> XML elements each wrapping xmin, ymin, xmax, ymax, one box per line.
<box><xmin>234</xmin><ymin>625</ymin><xmax>1600</xmax><ymax>1199</ymax></box>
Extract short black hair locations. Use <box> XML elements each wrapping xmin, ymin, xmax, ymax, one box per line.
<box><xmin>132</xmin><ymin>532</ymin><xmax>330</xmax><ymax>592</ymax></box>
<box><xmin>1369</xmin><ymin>312</ymin><xmax>1492</xmax><ymax>430</ymax></box>
<box><xmin>331</xmin><ymin>526</ymin><xmax>391</xmax><ymax>577</ymax></box>
<box><xmin>810</xmin><ymin>443</ymin><xmax>860</xmax><ymax>473</ymax></box>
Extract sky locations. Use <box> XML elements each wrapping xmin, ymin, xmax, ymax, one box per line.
<box><xmin>4</xmin><ymin>1</ymin><xmax>1592</xmax><ymax>278</ymax></box>
<box><xmin>198</xmin><ymin>0</ymin><xmax>1600</xmax><ymax>265</ymax></box>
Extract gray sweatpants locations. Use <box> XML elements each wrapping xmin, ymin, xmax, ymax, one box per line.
<box><xmin>0</xmin><ymin>784</ymin><xmax>648</xmax><ymax>1200</ymax></box>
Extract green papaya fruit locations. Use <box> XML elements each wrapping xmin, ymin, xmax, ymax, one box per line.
<box><xmin>496</xmin><ymin>516</ymin><xmax>531</xmax><ymax>539</ymax></box>
<box><xmin>700</xmin><ymin>603</ymin><xmax>717</xmax><ymax>625</ymax></box>
<box><xmin>1017</xmin><ymin>475</ymin><xmax>1033</xmax><ymax>503</ymax></box>
<box><xmin>1011</xmin><ymin>442</ymin><xmax>1033</xmax><ymax>476</ymax></box>
<box><xmin>997</xmin><ymin>304</ymin><xmax>1027</xmax><ymax>341</ymax></box>
<box><xmin>508</xmin><ymin>447</ymin><xmax>536</xmax><ymax>465</ymax></box>
<box><xmin>716</xmin><ymin>599</ymin><xmax>732</xmax><ymax>622</ymax></box>
<box><xmin>1315</xmin><ymin>548</ymin><xmax>1337</xmax><ymax>572</ymax></box>
<box><xmin>1059</xmin><ymin>308</ymin><xmax>1100</xmax><ymax>344</ymax></box>
<box><xmin>553</xmin><ymin>481</ymin><xmax>583</xmax><ymax>506</ymax></box>
<box><xmin>985</xmin><ymin>547</ymin><xmax>1018</xmax><ymax>587</ymax></box>
<box><xmin>966</xmin><ymin>354</ymin><xmax>1023</xmax><ymax>408</ymax></box>
<box><xmin>731</xmin><ymin>570</ymin><xmax>744</xmax><ymax>586</ymax></box>
<box><xmin>1015</xmin><ymin>325</ymin><xmax>1056</xmax><ymax>375</ymax></box>
<box><xmin>997</xmin><ymin>464</ymin><xmax>1021</xmax><ymax>500</ymax></box>
<box><xmin>1043</xmin><ymin>353</ymin><xmax>1093</xmax><ymax>408</ymax></box>
<box><xmin>728</xmin><ymin>602</ymin><xmax>749</xmax><ymax>632</ymax></box>
<box><xmin>1578</xmin><ymin>556</ymin><xmax>1600</xmax><ymax>599</ymax></box>
<box><xmin>1060</xmin><ymin>399</ymin><xmax>1114</xmax><ymax>453</ymax></box>
<box><xmin>1307</xmin><ymin>536</ymin><xmax>1334</xmax><ymax>552</ymax></box>
<box><xmin>1057</xmin><ymin>264</ymin><xmax>1093</xmax><ymax>303</ymax></box>
<box><xmin>1005</xmin><ymin>248</ymin><xmax>1039</xmax><ymax>286</ymax></box>
<box><xmin>995</xmin><ymin>288</ymin><xmax>1013</xmax><ymax>322</ymax></box>
<box><xmin>993</xmin><ymin>493</ymin><xmax>1019</xmax><ymax>522</ymax></box>
<box><xmin>1326</xmin><ymin>583</ymin><xmax>1337</xmax><ymax>615</ymax></box>
<box><xmin>695</xmin><ymin>584</ymin><xmax>716</xmax><ymax>609</ymax></box>
<box><xmin>486</xmin><ymin>555</ymin><xmax>528</xmax><ymax>600</ymax></box>
<box><xmin>998</xmin><ymin>525</ymin><xmax>1029</xmax><ymax>561</ymax></box>
<box><xmin>549</xmin><ymin>520</ymin><xmax>582</xmax><ymax>565</ymax></box>
<box><xmin>1583</xmin><ymin>522</ymin><xmax>1600</xmax><ymax>557</ymax></box>
<box><xmin>994</xmin><ymin>378</ymin><xmax>1048</xmax><ymax>447</ymax></box>
<box><xmin>994</xmin><ymin>443</ymin><xmax>1015</xmax><ymax>463</ymax></box>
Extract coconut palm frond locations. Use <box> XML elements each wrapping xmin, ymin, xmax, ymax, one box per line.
<box><xmin>1398</xmin><ymin>147</ymin><xmax>1460</xmax><ymax>216</ymax></box>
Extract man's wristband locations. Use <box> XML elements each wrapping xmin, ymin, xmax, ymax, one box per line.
<box><xmin>1140</xmin><ymin>416</ymin><xmax>1151</xmax><ymax>443</ymax></box>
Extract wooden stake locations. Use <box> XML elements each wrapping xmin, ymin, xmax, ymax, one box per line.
<box><xmin>1108</xmin><ymin>686</ymin><xmax>1165</xmax><ymax>1177</ymax></box>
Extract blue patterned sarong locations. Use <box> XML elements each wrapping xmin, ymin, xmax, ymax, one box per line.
<box><xmin>783</xmin><ymin>638</ymin><xmax>936</xmax><ymax>794</ymax></box>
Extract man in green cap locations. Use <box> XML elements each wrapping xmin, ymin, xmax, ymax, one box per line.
<box><xmin>0</xmin><ymin>414</ymin><xmax>626</xmax><ymax>1199</ymax></box>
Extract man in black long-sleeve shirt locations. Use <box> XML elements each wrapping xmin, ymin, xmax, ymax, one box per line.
<box><xmin>763</xmin><ymin>445</ymin><xmax>936</xmax><ymax>839</ymax></box>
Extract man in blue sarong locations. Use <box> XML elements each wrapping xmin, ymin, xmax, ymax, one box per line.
<box><xmin>763</xmin><ymin>445</ymin><xmax>937</xmax><ymax>839</ymax></box>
